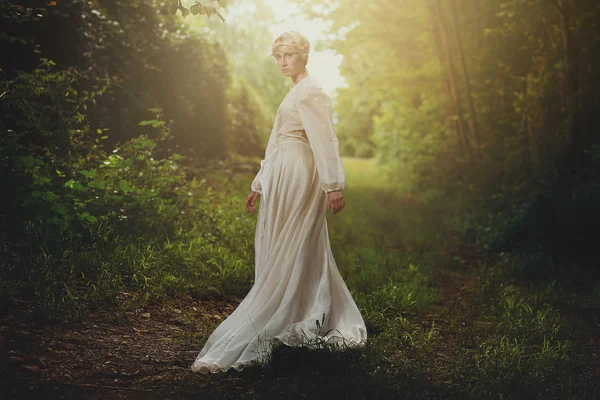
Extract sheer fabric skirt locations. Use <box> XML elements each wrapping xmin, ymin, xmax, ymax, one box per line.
<box><xmin>191</xmin><ymin>136</ymin><xmax>367</xmax><ymax>374</ymax></box>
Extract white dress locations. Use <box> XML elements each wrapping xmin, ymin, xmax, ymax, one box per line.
<box><xmin>191</xmin><ymin>75</ymin><xmax>368</xmax><ymax>374</ymax></box>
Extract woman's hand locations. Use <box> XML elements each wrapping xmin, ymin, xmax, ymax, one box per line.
<box><xmin>327</xmin><ymin>190</ymin><xmax>345</xmax><ymax>215</ymax></box>
<box><xmin>245</xmin><ymin>191</ymin><xmax>261</xmax><ymax>213</ymax></box>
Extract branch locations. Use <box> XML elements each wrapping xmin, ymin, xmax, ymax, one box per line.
<box><xmin>554</xmin><ymin>0</ymin><xmax>578</xmax><ymax>20</ymax></box>
<box><xmin>535</xmin><ymin>8</ymin><xmax>557</xmax><ymax>51</ymax></box>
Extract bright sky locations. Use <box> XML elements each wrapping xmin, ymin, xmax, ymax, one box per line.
<box><xmin>262</xmin><ymin>0</ymin><xmax>346</xmax><ymax>96</ymax></box>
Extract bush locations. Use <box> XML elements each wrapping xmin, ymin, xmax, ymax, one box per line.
<box><xmin>0</xmin><ymin>56</ymin><xmax>256</xmax><ymax>322</ymax></box>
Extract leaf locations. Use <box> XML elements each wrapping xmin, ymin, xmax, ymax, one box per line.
<box><xmin>54</xmin><ymin>203</ymin><xmax>68</xmax><ymax>215</ymax></box>
<box><xmin>65</xmin><ymin>180</ymin><xmax>86</xmax><ymax>192</ymax></box>
<box><xmin>36</xmin><ymin>176</ymin><xmax>51</xmax><ymax>185</ymax></box>
<box><xmin>41</xmin><ymin>191</ymin><xmax>57</xmax><ymax>201</ymax></box>
<box><xmin>190</xmin><ymin>2</ymin><xmax>205</xmax><ymax>15</ymax></box>
<box><xmin>178</xmin><ymin>1</ymin><xmax>190</xmax><ymax>18</ymax></box>
<box><xmin>18</xmin><ymin>156</ymin><xmax>35</xmax><ymax>168</ymax></box>
<box><xmin>139</xmin><ymin>119</ymin><xmax>164</xmax><ymax>127</ymax></box>
<box><xmin>93</xmin><ymin>180</ymin><xmax>106</xmax><ymax>189</ymax></box>
<box><xmin>120</xmin><ymin>180</ymin><xmax>131</xmax><ymax>191</ymax></box>
<box><xmin>204</xmin><ymin>5</ymin><xmax>215</xmax><ymax>16</ymax></box>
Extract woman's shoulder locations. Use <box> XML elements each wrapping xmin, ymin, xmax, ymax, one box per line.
<box><xmin>305</xmin><ymin>76</ymin><xmax>325</xmax><ymax>92</ymax></box>
<box><xmin>298</xmin><ymin>77</ymin><xmax>329</xmax><ymax>101</ymax></box>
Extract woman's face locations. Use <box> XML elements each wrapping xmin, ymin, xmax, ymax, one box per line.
<box><xmin>274</xmin><ymin>51</ymin><xmax>305</xmax><ymax>77</ymax></box>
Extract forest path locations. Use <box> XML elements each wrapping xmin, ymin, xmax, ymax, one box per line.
<box><xmin>0</xmin><ymin>158</ymin><xmax>493</xmax><ymax>399</ymax></box>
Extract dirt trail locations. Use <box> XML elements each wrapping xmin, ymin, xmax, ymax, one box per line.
<box><xmin>1</xmin><ymin>172</ymin><xmax>489</xmax><ymax>398</ymax></box>
<box><xmin>0</xmin><ymin>245</ymin><xmax>487</xmax><ymax>399</ymax></box>
<box><xmin>1</xmin><ymin>296</ymin><xmax>249</xmax><ymax>399</ymax></box>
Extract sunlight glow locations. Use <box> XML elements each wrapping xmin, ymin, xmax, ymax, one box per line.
<box><xmin>262</xmin><ymin>0</ymin><xmax>346</xmax><ymax>96</ymax></box>
<box><xmin>181</xmin><ymin>0</ymin><xmax>346</xmax><ymax>96</ymax></box>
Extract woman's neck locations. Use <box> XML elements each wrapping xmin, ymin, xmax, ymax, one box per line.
<box><xmin>291</xmin><ymin>70</ymin><xmax>309</xmax><ymax>85</ymax></box>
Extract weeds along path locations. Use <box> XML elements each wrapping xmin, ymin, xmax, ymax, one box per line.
<box><xmin>1</xmin><ymin>157</ymin><xmax>554</xmax><ymax>399</ymax></box>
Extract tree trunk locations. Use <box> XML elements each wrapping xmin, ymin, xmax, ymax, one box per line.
<box><xmin>450</xmin><ymin>0</ymin><xmax>481</xmax><ymax>154</ymax></box>
<box><xmin>432</xmin><ymin>8</ymin><xmax>466</xmax><ymax>156</ymax></box>
<box><xmin>523</xmin><ymin>73</ymin><xmax>537</xmax><ymax>165</ymax></box>
<box><xmin>432</xmin><ymin>0</ymin><xmax>472</xmax><ymax>162</ymax></box>
<box><xmin>555</xmin><ymin>0</ymin><xmax>586</xmax><ymax>169</ymax></box>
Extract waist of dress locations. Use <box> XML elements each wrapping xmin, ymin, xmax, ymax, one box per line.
<box><xmin>276</xmin><ymin>133</ymin><xmax>310</xmax><ymax>148</ymax></box>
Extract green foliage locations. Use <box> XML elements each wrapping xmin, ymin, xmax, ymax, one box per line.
<box><xmin>449</xmin><ymin>266</ymin><xmax>575</xmax><ymax>399</ymax></box>
<box><xmin>0</xmin><ymin>2</ymin><xmax>597</xmax><ymax>397</ymax></box>
<box><xmin>356</xmin><ymin>264</ymin><xmax>437</xmax><ymax>319</ymax></box>
<box><xmin>2</xmin><ymin>0</ymin><xmax>232</xmax><ymax>159</ymax></box>
<box><xmin>198</xmin><ymin>0</ymin><xmax>289</xmax><ymax>149</ymax></box>
<box><xmin>173</xmin><ymin>0</ymin><xmax>227</xmax><ymax>21</ymax></box>
<box><xmin>1</xmin><ymin>61</ymin><xmax>104</xmax><ymax>239</ymax></box>
<box><xmin>0</xmin><ymin>0</ymin><xmax>282</xmax><ymax>323</ymax></box>
<box><xmin>0</xmin><ymin>49</ymin><xmax>254</xmax><ymax>321</ymax></box>
<box><xmin>224</xmin><ymin>76</ymin><xmax>269</xmax><ymax>157</ymax></box>
<box><xmin>295</xmin><ymin>0</ymin><xmax>600</xmax><ymax>283</ymax></box>
<box><xmin>454</xmin><ymin>146</ymin><xmax>600</xmax><ymax>283</ymax></box>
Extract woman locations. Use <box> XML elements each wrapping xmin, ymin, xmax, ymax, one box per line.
<box><xmin>191</xmin><ymin>31</ymin><xmax>367</xmax><ymax>374</ymax></box>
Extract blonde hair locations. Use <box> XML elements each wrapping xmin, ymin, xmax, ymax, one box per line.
<box><xmin>270</xmin><ymin>30</ymin><xmax>310</xmax><ymax>66</ymax></box>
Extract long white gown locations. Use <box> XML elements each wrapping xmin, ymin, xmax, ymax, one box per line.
<box><xmin>191</xmin><ymin>74</ymin><xmax>368</xmax><ymax>373</ymax></box>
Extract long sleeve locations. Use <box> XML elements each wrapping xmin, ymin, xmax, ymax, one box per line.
<box><xmin>250</xmin><ymin>118</ymin><xmax>278</xmax><ymax>195</ymax></box>
<box><xmin>296</xmin><ymin>84</ymin><xmax>346</xmax><ymax>194</ymax></box>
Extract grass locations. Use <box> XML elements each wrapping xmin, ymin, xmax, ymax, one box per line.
<box><xmin>451</xmin><ymin>266</ymin><xmax>576</xmax><ymax>398</ymax></box>
<box><xmin>1</xmin><ymin>156</ymin><xmax>598</xmax><ymax>399</ymax></box>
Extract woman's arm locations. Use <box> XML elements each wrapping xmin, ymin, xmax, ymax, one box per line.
<box><xmin>296</xmin><ymin>84</ymin><xmax>346</xmax><ymax>194</ymax></box>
